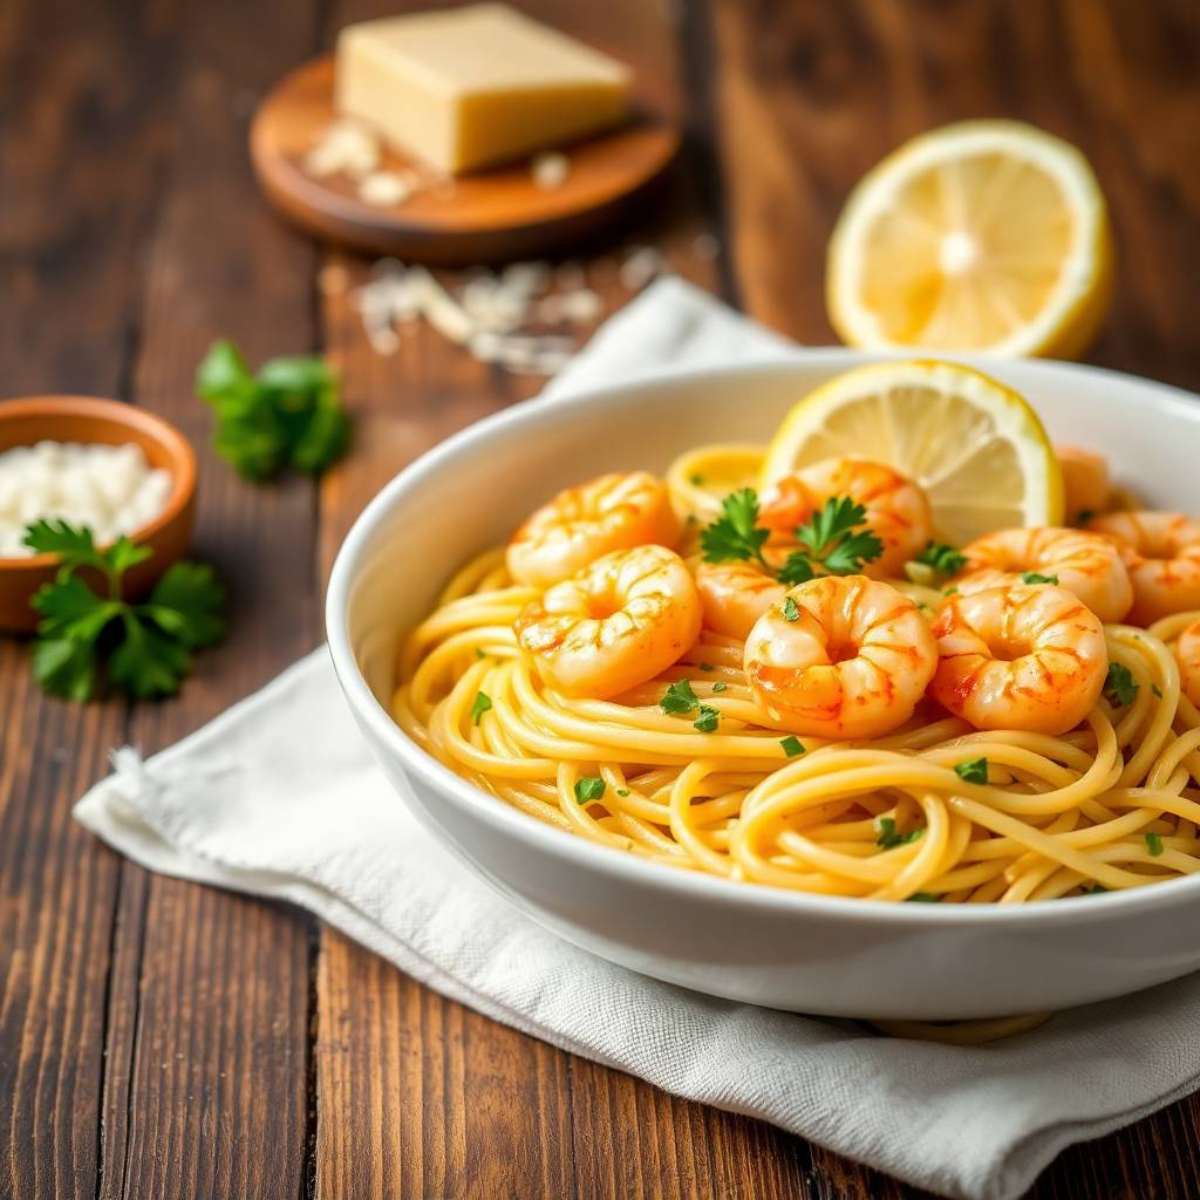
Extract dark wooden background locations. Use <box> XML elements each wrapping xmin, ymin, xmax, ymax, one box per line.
<box><xmin>3</xmin><ymin>0</ymin><xmax>1199</xmax><ymax>1197</ymax></box>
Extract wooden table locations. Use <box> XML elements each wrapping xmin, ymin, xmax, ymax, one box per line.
<box><xmin>3</xmin><ymin>1</ymin><xmax>1199</xmax><ymax>1197</ymax></box>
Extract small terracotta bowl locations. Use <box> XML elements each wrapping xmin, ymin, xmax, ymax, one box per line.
<box><xmin>0</xmin><ymin>396</ymin><xmax>197</xmax><ymax>633</ymax></box>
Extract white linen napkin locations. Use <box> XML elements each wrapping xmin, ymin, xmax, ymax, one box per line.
<box><xmin>75</xmin><ymin>277</ymin><xmax>1200</xmax><ymax>1200</ymax></box>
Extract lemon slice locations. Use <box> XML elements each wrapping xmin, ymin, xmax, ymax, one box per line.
<box><xmin>762</xmin><ymin>360</ymin><xmax>1063</xmax><ymax>545</ymax></box>
<box><xmin>827</xmin><ymin>120</ymin><xmax>1113</xmax><ymax>358</ymax></box>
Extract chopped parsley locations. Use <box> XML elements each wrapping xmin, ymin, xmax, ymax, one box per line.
<box><xmin>574</xmin><ymin>776</ymin><xmax>606</xmax><ymax>804</ymax></box>
<box><xmin>954</xmin><ymin>757</ymin><xmax>989</xmax><ymax>785</ymax></box>
<box><xmin>1152</xmin><ymin>683</ymin><xmax>1164</xmax><ymax>699</ymax></box>
<box><xmin>693</xmin><ymin>704</ymin><xmax>720</xmax><ymax>733</ymax></box>
<box><xmin>1104</xmin><ymin>662</ymin><xmax>1139</xmax><ymax>708</ymax></box>
<box><xmin>471</xmin><ymin>691</ymin><xmax>492</xmax><ymax>724</ymax></box>
<box><xmin>1021</xmin><ymin>571</ymin><xmax>1059</xmax><ymax>585</ymax></box>
<box><xmin>1081</xmin><ymin>884</ymin><xmax>1108</xmax><ymax>895</ymax></box>
<box><xmin>915</xmin><ymin>541</ymin><xmax>967</xmax><ymax>576</ymax></box>
<box><xmin>660</xmin><ymin>679</ymin><xmax>699</xmax><ymax>715</ymax></box>
<box><xmin>943</xmin><ymin>585</ymin><xmax>959</xmax><ymax>597</ymax></box>
<box><xmin>712</xmin><ymin>681</ymin><xmax>727</xmax><ymax>693</ymax></box>
<box><xmin>906</xmin><ymin>892</ymin><xmax>941</xmax><ymax>903</ymax></box>
<box><xmin>690</xmin><ymin>473</ymin><xmax>705</xmax><ymax>486</ymax></box>
<box><xmin>474</xmin><ymin>648</ymin><xmax>487</xmax><ymax>660</ymax></box>
<box><xmin>782</xmin><ymin>595</ymin><xmax>800</xmax><ymax>622</ymax></box>
<box><xmin>700</xmin><ymin>662</ymin><xmax>714</xmax><ymax>671</ymax></box>
<box><xmin>1145</xmin><ymin>831</ymin><xmax>1165</xmax><ymax>857</ymax></box>
<box><xmin>616</xmin><ymin>788</ymin><xmax>630</xmax><ymax>798</ymax></box>
<box><xmin>780</xmin><ymin>735</ymin><xmax>806</xmax><ymax>758</ymax></box>
<box><xmin>875</xmin><ymin>817</ymin><xmax>924</xmax><ymax>850</ymax></box>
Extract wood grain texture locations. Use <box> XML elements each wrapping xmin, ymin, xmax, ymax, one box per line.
<box><xmin>0</xmin><ymin>3</ymin><xmax>177</xmax><ymax>1194</ymax></box>
<box><xmin>83</xmin><ymin>1</ymin><xmax>325</xmax><ymax>1197</ymax></box>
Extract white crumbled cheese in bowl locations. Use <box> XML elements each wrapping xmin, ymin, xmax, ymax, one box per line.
<box><xmin>0</xmin><ymin>441</ymin><xmax>173</xmax><ymax>559</ymax></box>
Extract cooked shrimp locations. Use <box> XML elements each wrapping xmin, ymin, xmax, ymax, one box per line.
<box><xmin>930</xmin><ymin>585</ymin><xmax>1107</xmax><ymax>735</ymax></box>
<box><xmin>507</xmin><ymin>471</ymin><xmax>680</xmax><ymax>588</ymax></box>
<box><xmin>514</xmin><ymin>544</ymin><xmax>701</xmax><ymax>699</ymax></box>
<box><xmin>694</xmin><ymin>560</ymin><xmax>784</xmax><ymax>639</ymax></box>
<box><xmin>953</xmin><ymin>527</ymin><xmax>1132</xmax><ymax>623</ymax></box>
<box><xmin>743</xmin><ymin>575</ymin><xmax>938</xmax><ymax>739</ymax></box>
<box><xmin>1173</xmin><ymin>618</ymin><xmax>1200</xmax><ymax>707</ymax></box>
<box><xmin>1056</xmin><ymin>445</ymin><xmax>1110</xmax><ymax>523</ymax></box>
<box><xmin>1086</xmin><ymin>511</ymin><xmax>1200</xmax><ymax>625</ymax></box>
<box><xmin>759</xmin><ymin>458</ymin><xmax>932</xmax><ymax>579</ymax></box>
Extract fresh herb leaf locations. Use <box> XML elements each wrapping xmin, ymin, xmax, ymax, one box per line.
<box><xmin>616</xmin><ymin>788</ymin><xmax>630</xmax><ymax>797</ymax></box>
<box><xmin>906</xmin><ymin>892</ymin><xmax>941</xmax><ymax>903</ymax></box>
<box><xmin>1082</xmin><ymin>884</ymin><xmax>1108</xmax><ymax>895</ymax></box>
<box><xmin>574</xmin><ymin>776</ymin><xmax>606</xmax><ymax>804</ymax></box>
<box><xmin>780</xmin><ymin>735</ymin><xmax>806</xmax><ymax>758</ymax></box>
<box><xmin>196</xmin><ymin>339</ymin><xmax>350</xmax><ymax>480</ymax></box>
<box><xmin>1145</xmin><ymin>831</ymin><xmax>1165</xmax><ymax>857</ymax></box>
<box><xmin>915</xmin><ymin>541</ymin><xmax>968</xmax><ymax>575</ymax></box>
<box><xmin>1021</xmin><ymin>571</ymin><xmax>1059</xmax><ymax>585</ymax></box>
<box><xmin>943</xmin><ymin>585</ymin><xmax>959</xmax><ymax>596</ymax></box>
<box><xmin>1104</xmin><ymin>662</ymin><xmax>1139</xmax><ymax>708</ymax></box>
<box><xmin>689</xmin><ymin>473</ymin><xmax>705</xmax><ymax>486</ymax></box>
<box><xmin>712</xmin><ymin>681</ymin><xmax>727</xmax><ymax>693</ymax></box>
<box><xmin>954</xmin><ymin>757</ymin><xmax>989</xmax><ymax>785</ymax></box>
<box><xmin>693</xmin><ymin>704</ymin><xmax>719</xmax><ymax>733</ymax></box>
<box><xmin>699</xmin><ymin>488</ymin><xmax>770</xmax><ymax>566</ymax></box>
<box><xmin>875</xmin><ymin>818</ymin><xmax>925</xmax><ymax>850</ymax></box>
<box><xmin>107</xmin><ymin>613</ymin><xmax>192</xmax><ymax>698</ymax></box>
<box><xmin>782</xmin><ymin>595</ymin><xmax>800</xmax><ymax>622</ymax></box>
<box><xmin>794</xmin><ymin>497</ymin><xmax>884</xmax><ymax>576</ymax></box>
<box><xmin>471</xmin><ymin>691</ymin><xmax>492</xmax><ymax>724</ymax></box>
<box><xmin>777</xmin><ymin>552</ymin><xmax>816</xmax><ymax>585</ymax></box>
<box><xmin>700</xmin><ymin>662</ymin><xmax>714</xmax><ymax>671</ymax></box>
<box><xmin>139</xmin><ymin>562</ymin><xmax>225</xmax><ymax>649</ymax></box>
<box><xmin>660</xmin><ymin>679</ymin><xmax>699</xmax><ymax>715</ymax></box>
<box><xmin>1152</xmin><ymin>683</ymin><xmax>1163</xmax><ymax>699</ymax></box>
<box><xmin>25</xmin><ymin>521</ymin><xmax>224</xmax><ymax>701</ymax></box>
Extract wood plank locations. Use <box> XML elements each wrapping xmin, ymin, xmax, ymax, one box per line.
<box><xmin>709</xmin><ymin>0</ymin><xmax>1200</xmax><ymax>1195</ymax></box>
<box><xmin>309</xmin><ymin>2</ymin><xmax>736</xmax><ymax>1197</ymax></box>
<box><xmin>92</xmin><ymin>1</ymin><xmax>325</xmax><ymax>1196</ymax></box>
<box><xmin>0</xmin><ymin>3</ymin><xmax>182</xmax><ymax>1196</ymax></box>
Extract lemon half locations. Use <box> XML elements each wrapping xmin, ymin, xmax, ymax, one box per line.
<box><xmin>827</xmin><ymin>120</ymin><xmax>1113</xmax><ymax>358</ymax></box>
<box><xmin>763</xmin><ymin>360</ymin><xmax>1063</xmax><ymax>546</ymax></box>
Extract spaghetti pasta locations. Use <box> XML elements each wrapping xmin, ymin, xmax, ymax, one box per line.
<box><xmin>391</xmin><ymin>445</ymin><xmax>1200</xmax><ymax>905</ymax></box>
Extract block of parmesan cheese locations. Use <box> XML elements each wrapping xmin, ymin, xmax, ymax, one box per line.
<box><xmin>335</xmin><ymin>4</ymin><xmax>632</xmax><ymax>175</ymax></box>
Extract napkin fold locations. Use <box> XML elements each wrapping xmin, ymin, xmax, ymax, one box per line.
<box><xmin>76</xmin><ymin>277</ymin><xmax>1200</xmax><ymax>1200</ymax></box>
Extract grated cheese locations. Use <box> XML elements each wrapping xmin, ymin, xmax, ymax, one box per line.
<box><xmin>0</xmin><ymin>441</ymin><xmax>172</xmax><ymax>558</ymax></box>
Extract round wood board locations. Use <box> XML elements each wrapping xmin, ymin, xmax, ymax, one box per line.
<box><xmin>249</xmin><ymin>56</ymin><xmax>680</xmax><ymax>264</ymax></box>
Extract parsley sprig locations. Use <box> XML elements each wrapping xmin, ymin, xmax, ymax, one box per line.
<box><xmin>196</xmin><ymin>340</ymin><xmax>350</xmax><ymax>480</ymax></box>
<box><xmin>700</xmin><ymin>489</ymin><xmax>883</xmax><ymax>582</ymax></box>
<box><xmin>791</xmin><ymin>497</ymin><xmax>884</xmax><ymax>576</ymax></box>
<box><xmin>24</xmin><ymin>520</ymin><xmax>225</xmax><ymax>700</ymax></box>
<box><xmin>699</xmin><ymin>489</ymin><xmax>770</xmax><ymax>568</ymax></box>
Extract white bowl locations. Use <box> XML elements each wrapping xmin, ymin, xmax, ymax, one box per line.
<box><xmin>327</xmin><ymin>351</ymin><xmax>1200</xmax><ymax>1020</ymax></box>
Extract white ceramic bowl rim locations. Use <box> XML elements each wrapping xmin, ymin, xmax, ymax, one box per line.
<box><xmin>326</xmin><ymin>350</ymin><xmax>1200</xmax><ymax>930</ymax></box>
